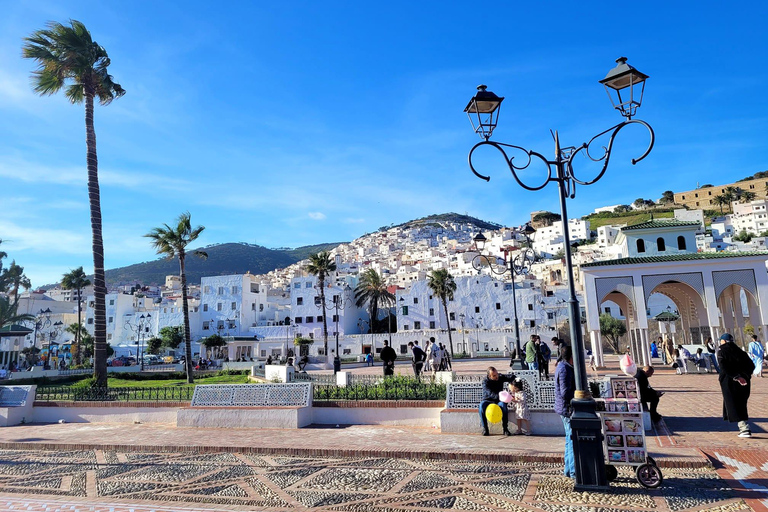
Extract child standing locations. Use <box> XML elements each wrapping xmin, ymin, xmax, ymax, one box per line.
<box><xmin>509</xmin><ymin>379</ymin><xmax>532</xmax><ymax>435</ymax></box>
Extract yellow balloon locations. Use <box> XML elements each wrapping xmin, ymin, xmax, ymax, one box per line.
<box><xmin>485</xmin><ymin>403</ymin><xmax>503</xmax><ymax>424</ymax></box>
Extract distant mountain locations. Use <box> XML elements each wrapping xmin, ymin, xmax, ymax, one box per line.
<box><xmin>104</xmin><ymin>242</ymin><xmax>342</xmax><ymax>287</ymax></box>
<box><xmin>384</xmin><ymin>212</ymin><xmax>502</xmax><ymax>233</ymax></box>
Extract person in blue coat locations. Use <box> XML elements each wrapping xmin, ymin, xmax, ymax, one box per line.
<box><xmin>554</xmin><ymin>346</ymin><xmax>576</xmax><ymax>478</ymax></box>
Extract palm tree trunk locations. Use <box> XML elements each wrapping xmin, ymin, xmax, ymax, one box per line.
<box><xmin>319</xmin><ymin>277</ymin><xmax>329</xmax><ymax>360</ymax></box>
<box><xmin>442</xmin><ymin>297</ymin><xmax>454</xmax><ymax>357</ymax></box>
<box><xmin>179</xmin><ymin>253</ymin><xmax>194</xmax><ymax>383</ymax></box>
<box><xmin>85</xmin><ymin>93</ymin><xmax>108</xmax><ymax>387</ymax></box>
<box><xmin>75</xmin><ymin>287</ymin><xmax>82</xmax><ymax>365</ymax></box>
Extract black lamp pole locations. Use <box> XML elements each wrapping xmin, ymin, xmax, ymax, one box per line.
<box><xmin>464</xmin><ymin>57</ymin><xmax>654</xmax><ymax>490</ymax></box>
<box><xmin>472</xmin><ymin>227</ymin><xmax>535</xmax><ymax>370</ymax></box>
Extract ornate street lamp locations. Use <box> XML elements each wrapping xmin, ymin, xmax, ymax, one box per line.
<box><xmin>472</xmin><ymin>225</ymin><xmax>537</xmax><ymax>369</ymax></box>
<box><xmin>464</xmin><ymin>57</ymin><xmax>654</xmax><ymax>490</ymax></box>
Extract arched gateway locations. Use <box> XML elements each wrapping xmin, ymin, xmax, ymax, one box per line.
<box><xmin>581</xmin><ymin>252</ymin><xmax>768</xmax><ymax>367</ymax></box>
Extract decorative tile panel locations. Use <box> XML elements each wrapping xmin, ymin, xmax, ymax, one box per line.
<box><xmin>191</xmin><ymin>384</ymin><xmax>311</xmax><ymax>407</ymax></box>
<box><xmin>446</xmin><ymin>371</ymin><xmax>554</xmax><ymax>411</ymax></box>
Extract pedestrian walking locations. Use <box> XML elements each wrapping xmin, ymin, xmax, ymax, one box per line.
<box><xmin>380</xmin><ymin>340</ymin><xmax>397</xmax><ymax>376</ymax></box>
<box><xmin>555</xmin><ymin>345</ymin><xmax>576</xmax><ymax>478</ymax></box>
<box><xmin>747</xmin><ymin>335</ymin><xmax>764</xmax><ymax>377</ymax></box>
<box><xmin>538</xmin><ymin>339</ymin><xmax>551</xmax><ymax>379</ymax></box>
<box><xmin>706</xmin><ymin>336</ymin><xmax>721</xmax><ymax>373</ymax></box>
<box><xmin>423</xmin><ymin>340</ymin><xmax>432</xmax><ymax>372</ymax></box>
<box><xmin>408</xmin><ymin>341</ymin><xmax>426</xmax><ymax>380</ymax></box>
<box><xmin>525</xmin><ymin>335</ymin><xmax>538</xmax><ymax>370</ymax></box>
<box><xmin>717</xmin><ymin>333</ymin><xmax>755</xmax><ymax>438</ymax></box>
<box><xmin>650</xmin><ymin>339</ymin><xmax>659</xmax><ymax>359</ymax></box>
<box><xmin>663</xmin><ymin>336</ymin><xmax>675</xmax><ymax>367</ymax></box>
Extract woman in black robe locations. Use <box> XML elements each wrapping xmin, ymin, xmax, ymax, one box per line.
<box><xmin>717</xmin><ymin>333</ymin><xmax>755</xmax><ymax>438</ymax></box>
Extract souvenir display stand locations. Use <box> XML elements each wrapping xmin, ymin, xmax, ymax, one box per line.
<box><xmin>596</xmin><ymin>375</ymin><xmax>663</xmax><ymax>488</ymax></box>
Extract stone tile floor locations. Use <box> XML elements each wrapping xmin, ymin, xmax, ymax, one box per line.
<box><xmin>0</xmin><ymin>448</ymin><xmax>753</xmax><ymax>511</ymax></box>
<box><xmin>1</xmin><ymin>356</ymin><xmax>766</xmax><ymax>511</ymax></box>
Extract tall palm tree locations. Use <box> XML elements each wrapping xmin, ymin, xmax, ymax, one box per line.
<box><xmin>61</xmin><ymin>267</ymin><xmax>91</xmax><ymax>365</ymax></box>
<box><xmin>145</xmin><ymin>213</ymin><xmax>207</xmax><ymax>383</ymax></box>
<box><xmin>354</xmin><ymin>269</ymin><xmax>395</xmax><ymax>335</ymax></box>
<box><xmin>712</xmin><ymin>195</ymin><xmax>727</xmax><ymax>215</ymax></box>
<box><xmin>427</xmin><ymin>268</ymin><xmax>457</xmax><ymax>357</ymax></box>
<box><xmin>23</xmin><ymin>20</ymin><xmax>125</xmax><ymax>387</ymax></box>
<box><xmin>306</xmin><ymin>251</ymin><xmax>337</xmax><ymax>362</ymax></box>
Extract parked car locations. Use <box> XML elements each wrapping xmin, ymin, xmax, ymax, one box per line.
<box><xmin>142</xmin><ymin>355</ymin><xmax>162</xmax><ymax>365</ymax></box>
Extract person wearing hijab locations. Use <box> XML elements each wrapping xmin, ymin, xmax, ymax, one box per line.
<box><xmin>717</xmin><ymin>333</ymin><xmax>756</xmax><ymax>438</ymax></box>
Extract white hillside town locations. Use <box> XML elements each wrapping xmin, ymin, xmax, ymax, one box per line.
<box><xmin>3</xmin><ymin>198</ymin><xmax>768</xmax><ymax>372</ymax></box>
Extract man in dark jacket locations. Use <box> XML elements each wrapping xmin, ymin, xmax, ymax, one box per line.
<box><xmin>408</xmin><ymin>341</ymin><xmax>426</xmax><ymax>380</ymax></box>
<box><xmin>717</xmin><ymin>333</ymin><xmax>755</xmax><ymax>437</ymax></box>
<box><xmin>380</xmin><ymin>340</ymin><xmax>397</xmax><ymax>376</ymax></box>
<box><xmin>634</xmin><ymin>365</ymin><xmax>663</xmax><ymax>422</ymax></box>
<box><xmin>479</xmin><ymin>366</ymin><xmax>515</xmax><ymax>436</ymax></box>
<box><xmin>554</xmin><ymin>346</ymin><xmax>575</xmax><ymax>478</ymax></box>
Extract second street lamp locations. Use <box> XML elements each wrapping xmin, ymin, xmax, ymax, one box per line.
<box><xmin>472</xmin><ymin>225</ymin><xmax>536</xmax><ymax>370</ymax></box>
<box><xmin>464</xmin><ymin>57</ymin><xmax>654</xmax><ymax>490</ymax></box>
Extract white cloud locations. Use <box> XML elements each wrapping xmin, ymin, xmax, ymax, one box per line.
<box><xmin>343</xmin><ymin>218</ymin><xmax>366</xmax><ymax>224</ymax></box>
<box><xmin>0</xmin><ymin>156</ymin><xmax>193</xmax><ymax>192</ymax></box>
<box><xmin>308</xmin><ymin>212</ymin><xmax>326</xmax><ymax>220</ymax></box>
<box><xmin>0</xmin><ymin>220</ymin><xmax>90</xmax><ymax>256</ymax></box>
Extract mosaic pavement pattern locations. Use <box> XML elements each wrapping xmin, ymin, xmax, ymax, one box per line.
<box><xmin>0</xmin><ymin>449</ymin><xmax>754</xmax><ymax>511</ymax></box>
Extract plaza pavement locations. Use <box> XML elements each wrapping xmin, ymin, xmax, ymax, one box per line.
<box><xmin>0</xmin><ymin>355</ymin><xmax>765</xmax><ymax>511</ymax></box>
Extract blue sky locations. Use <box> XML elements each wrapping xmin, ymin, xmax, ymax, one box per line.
<box><xmin>1</xmin><ymin>1</ymin><xmax>767</xmax><ymax>286</ymax></box>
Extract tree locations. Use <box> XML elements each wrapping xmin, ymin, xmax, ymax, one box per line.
<box><xmin>354</xmin><ymin>269</ymin><xmax>395</xmax><ymax>334</ymax></box>
<box><xmin>306</xmin><ymin>251</ymin><xmax>337</xmax><ymax>361</ymax></box>
<box><xmin>0</xmin><ymin>261</ymin><xmax>31</xmax><ymax>308</ymax></box>
<box><xmin>65</xmin><ymin>323</ymin><xmax>93</xmax><ymax>362</ymax></box>
<box><xmin>0</xmin><ymin>296</ymin><xmax>33</xmax><ymax>329</ymax></box>
<box><xmin>599</xmin><ymin>314</ymin><xmax>627</xmax><ymax>354</ymax></box>
<box><xmin>659</xmin><ymin>190</ymin><xmax>675</xmax><ymax>204</ymax></box>
<box><xmin>712</xmin><ymin>195</ymin><xmax>728</xmax><ymax>214</ymax></box>
<box><xmin>158</xmin><ymin>326</ymin><xmax>184</xmax><ymax>352</ymax></box>
<box><xmin>733</xmin><ymin>229</ymin><xmax>753</xmax><ymax>243</ymax></box>
<box><xmin>613</xmin><ymin>205</ymin><xmax>631</xmax><ymax>213</ymax></box>
<box><xmin>742</xmin><ymin>191</ymin><xmax>757</xmax><ymax>203</ymax></box>
<box><xmin>201</xmin><ymin>334</ymin><xmax>227</xmax><ymax>358</ymax></box>
<box><xmin>23</xmin><ymin>20</ymin><xmax>125</xmax><ymax>387</ymax></box>
<box><xmin>427</xmin><ymin>269</ymin><xmax>457</xmax><ymax>357</ymax></box>
<box><xmin>146</xmin><ymin>337</ymin><xmax>163</xmax><ymax>355</ymax></box>
<box><xmin>145</xmin><ymin>213</ymin><xmax>207</xmax><ymax>383</ymax></box>
<box><xmin>61</xmin><ymin>267</ymin><xmax>91</xmax><ymax>364</ymax></box>
<box><xmin>633</xmin><ymin>198</ymin><xmax>646</xmax><ymax>209</ymax></box>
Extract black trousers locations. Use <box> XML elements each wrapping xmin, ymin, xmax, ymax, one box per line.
<box><xmin>412</xmin><ymin>361</ymin><xmax>423</xmax><ymax>378</ymax></box>
<box><xmin>642</xmin><ymin>393</ymin><xmax>660</xmax><ymax>419</ymax></box>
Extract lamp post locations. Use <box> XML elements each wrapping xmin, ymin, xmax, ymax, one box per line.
<box><xmin>459</xmin><ymin>313</ymin><xmax>466</xmax><ymax>354</ymax></box>
<box><xmin>126</xmin><ymin>313</ymin><xmax>152</xmax><ymax>371</ymax></box>
<box><xmin>464</xmin><ymin>57</ymin><xmax>654</xmax><ymax>490</ymax></box>
<box><xmin>357</xmin><ymin>317</ymin><xmax>370</xmax><ymax>358</ymax></box>
<box><xmin>472</xmin><ymin>225</ymin><xmax>536</xmax><ymax>369</ymax></box>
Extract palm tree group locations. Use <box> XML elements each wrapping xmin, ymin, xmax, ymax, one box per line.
<box><xmin>61</xmin><ymin>267</ymin><xmax>91</xmax><ymax>365</ymax></box>
<box><xmin>354</xmin><ymin>269</ymin><xmax>395</xmax><ymax>335</ymax></box>
<box><xmin>23</xmin><ymin>20</ymin><xmax>125</xmax><ymax>386</ymax></box>
<box><xmin>427</xmin><ymin>269</ymin><xmax>457</xmax><ymax>357</ymax></box>
<box><xmin>306</xmin><ymin>251</ymin><xmax>337</xmax><ymax>362</ymax></box>
<box><xmin>145</xmin><ymin>213</ymin><xmax>207</xmax><ymax>383</ymax></box>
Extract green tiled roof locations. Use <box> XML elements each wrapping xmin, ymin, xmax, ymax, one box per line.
<box><xmin>621</xmin><ymin>220</ymin><xmax>701</xmax><ymax>231</ymax></box>
<box><xmin>653</xmin><ymin>311</ymin><xmax>679</xmax><ymax>321</ymax></box>
<box><xmin>581</xmin><ymin>251</ymin><xmax>768</xmax><ymax>268</ymax></box>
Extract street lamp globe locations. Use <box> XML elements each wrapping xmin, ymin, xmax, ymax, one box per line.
<box><xmin>464</xmin><ymin>85</ymin><xmax>504</xmax><ymax>140</ymax></box>
<box><xmin>473</xmin><ymin>232</ymin><xmax>487</xmax><ymax>251</ymax></box>
<box><xmin>599</xmin><ymin>57</ymin><xmax>649</xmax><ymax>119</ymax></box>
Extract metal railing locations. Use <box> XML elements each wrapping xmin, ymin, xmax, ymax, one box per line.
<box><xmin>35</xmin><ymin>386</ymin><xmax>194</xmax><ymax>402</ymax></box>
<box><xmin>292</xmin><ymin>372</ymin><xmax>336</xmax><ymax>385</ymax></box>
<box><xmin>58</xmin><ymin>368</ymin><xmax>92</xmax><ymax>376</ymax></box>
<box><xmin>313</xmin><ymin>377</ymin><xmax>446</xmax><ymax>401</ymax></box>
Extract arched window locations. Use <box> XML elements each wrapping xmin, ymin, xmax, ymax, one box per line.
<box><xmin>657</xmin><ymin>237</ymin><xmax>666</xmax><ymax>251</ymax></box>
<box><xmin>637</xmin><ymin>239</ymin><xmax>646</xmax><ymax>253</ymax></box>
<box><xmin>677</xmin><ymin>236</ymin><xmax>686</xmax><ymax>250</ymax></box>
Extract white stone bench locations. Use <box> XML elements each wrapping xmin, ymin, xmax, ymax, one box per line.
<box><xmin>441</xmin><ymin>373</ymin><xmax>564</xmax><ymax>435</ymax></box>
<box><xmin>0</xmin><ymin>385</ymin><xmax>36</xmax><ymax>426</ymax></box>
<box><xmin>176</xmin><ymin>383</ymin><xmax>312</xmax><ymax>429</ymax></box>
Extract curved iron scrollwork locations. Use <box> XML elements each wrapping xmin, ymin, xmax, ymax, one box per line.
<box><xmin>471</xmin><ymin>246</ymin><xmax>536</xmax><ymax>277</ymax></box>
<box><xmin>468</xmin><ymin>119</ymin><xmax>655</xmax><ymax>199</ymax></box>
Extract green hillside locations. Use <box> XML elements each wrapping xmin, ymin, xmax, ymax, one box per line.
<box><xmin>583</xmin><ymin>211</ymin><xmax>675</xmax><ymax>230</ymax></box>
<box><xmin>104</xmin><ymin>242</ymin><xmax>343</xmax><ymax>286</ymax></box>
